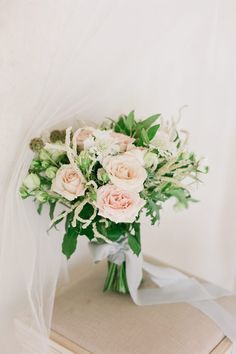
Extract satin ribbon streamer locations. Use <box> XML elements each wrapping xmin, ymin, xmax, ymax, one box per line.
<box><xmin>89</xmin><ymin>240</ymin><xmax>236</xmax><ymax>353</ymax></box>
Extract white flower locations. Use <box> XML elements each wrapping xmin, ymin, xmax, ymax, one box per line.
<box><xmin>151</xmin><ymin>131</ymin><xmax>177</xmax><ymax>155</ymax></box>
<box><xmin>110</xmin><ymin>132</ymin><xmax>135</xmax><ymax>152</ymax></box>
<box><xmin>103</xmin><ymin>154</ymin><xmax>147</xmax><ymax>192</ymax></box>
<box><xmin>96</xmin><ymin>184</ymin><xmax>145</xmax><ymax>223</ymax></box>
<box><xmin>73</xmin><ymin>127</ymin><xmax>96</xmax><ymax>150</ymax></box>
<box><xmin>84</xmin><ymin>130</ymin><xmax>120</xmax><ymax>160</ymax></box>
<box><xmin>51</xmin><ymin>164</ymin><xmax>86</xmax><ymax>201</ymax></box>
<box><xmin>151</xmin><ymin>120</ymin><xmax>177</xmax><ymax>155</ymax></box>
<box><xmin>144</xmin><ymin>151</ymin><xmax>159</xmax><ymax>170</ymax></box>
<box><xmin>23</xmin><ymin>173</ymin><xmax>40</xmax><ymax>190</ymax></box>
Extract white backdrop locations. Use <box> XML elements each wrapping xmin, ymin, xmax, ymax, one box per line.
<box><xmin>0</xmin><ymin>3</ymin><xmax>236</xmax><ymax>347</ymax></box>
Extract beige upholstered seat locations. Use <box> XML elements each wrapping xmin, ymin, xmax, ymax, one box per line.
<box><xmin>51</xmin><ymin>261</ymin><xmax>236</xmax><ymax>354</ymax></box>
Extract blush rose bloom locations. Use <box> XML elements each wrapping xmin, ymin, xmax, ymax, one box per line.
<box><xmin>73</xmin><ymin>127</ymin><xmax>96</xmax><ymax>150</ymax></box>
<box><xmin>103</xmin><ymin>154</ymin><xmax>147</xmax><ymax>192</ymax></box>
<box><xmin>96</xmin><ymin>184</ymin><xmax>145</xmax><ymax>223</ymax></box>
<box><xmin>51</xmin><ymin>164</ymin><xmax>86</xmax><ymax>201</ymax></box>
<box><xmin>125</xmin><ymin>147</ymin><xmax>147</xmax><ymax>166</ymax></box>
<box><xmin>111</xmin><ymin>132</ymin><xmax>135</xmax><ymax>152</ymax></box>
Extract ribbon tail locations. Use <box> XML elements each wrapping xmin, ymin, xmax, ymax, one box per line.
<box><xmin>126</xmin><ymin>254</ymin><xmax>236</xmax><ymax>348</ymax></box>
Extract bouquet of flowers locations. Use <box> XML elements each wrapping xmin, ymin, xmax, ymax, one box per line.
<box><xmin>20</xmin><ymin>111</ymin><xmax>207</xmax><ymax>294</ymax></box>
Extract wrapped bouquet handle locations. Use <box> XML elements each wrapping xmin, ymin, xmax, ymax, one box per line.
<box><xmin>89</xmin><ymin>240</ymin><xmax>236</xmax><ymax>353</ymax></box>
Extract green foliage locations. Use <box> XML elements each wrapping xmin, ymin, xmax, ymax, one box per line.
<box><xmin>128</xmin><ymin>222</ymin><xmax>141</xmax><ymax>256</ymax></box>
<box><xmin>125</xmin><ymin>110</ymin><xmax>135</xmax><ymax>133</ymax></box>
<box><xmin>77</xmin><ymin>151</ymin><xmax>95</xmax><ymax>179</ymax></box>
<box><xmin>49</xmin><ymin>202</ymin><xmax>56</xmax><ymax>220</ymax></box>
<box><xmin>135</xmin><ymin>114</ymin><xmax>160</xmax><ymax>146</ymax></box>
<box><xmin>144</xmin><ymin>199</ymin><xmax>162</xmax><ymax>225</ymax></box>
<box><xmin>147</xmin><ymin>124</ymin><xmax>160</xmax><ymax>141</ymax></box>
<box><xmin>166</xmin><ymin>188</ymin><xmax>190</xmax><ymax>210</ymax></box>
<box><xmin>137</xmin><ymin>114</ymin><xmax>160</xmax><ymax>130</ymax></box>
<box><xmin>30</xmin><ymin>159</ymin><xmax>42</xmax><ymax>172</ymax></box>
<box><xmin>82</xmin><ymin>223</ymin><xmax>94</xmax><ymax>240</ymax></box>
<box><xmin>62</xmin><ymin>212</ymin><xmax>81</xmax><ymax>259</ymax></box>
<box><xmin>114</xmin><ymin>115</ymin><xmax>130</xmax><ymax>135</ymax></box>
<box><xmin>79</xmin><ymin>203</ymin><xmax>95</xmax><ymax>220</ymax></box>
<box><xmin>62</xmin><ymin>227</ymin><xmax>80</xmax><ymax>259</ymax></box>
<box><xmin>37</xmin><ymin>203</ymin><xmax>43</xmax><ymax>215</ymax></box>
<box><xmin>19</xmin><ymin>185</ymin><xmax>29</xmax><ymax>199</ymax></box>
<box><xmin>97</xmin><ymin>220</ymin><xmax>128</xmax><ymax>242</ymax></box>
<box><xmin>114</xmin><ymin>111</ymin><xmax>160</xmax><ymax>147</ymax></box>
<box><xmin>38</xmin><ymin>175</ymin><xmax>52</xmax><ymax>189</ymax></box>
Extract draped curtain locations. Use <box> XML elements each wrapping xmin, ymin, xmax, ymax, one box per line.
<box><xmin>0</xmin><ymin>1</ymin><xmax>235</xmax><ymax>353</ymax></box>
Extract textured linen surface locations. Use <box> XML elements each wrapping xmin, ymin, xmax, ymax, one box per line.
<box><xmin>0</xmin><ymin>1</ymin><xmax>236</xmax><ymax>353</ymax></box>
<box><xmin>52</xmin><ymin>262</ymin><xmax>236</xmax><ymax>354</ymax></box>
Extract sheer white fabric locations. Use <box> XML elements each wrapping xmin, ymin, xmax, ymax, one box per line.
<box><xmin>0</xmin><ymin>1</ymin><xmax>236</xmax><ymax>353</ymax></box>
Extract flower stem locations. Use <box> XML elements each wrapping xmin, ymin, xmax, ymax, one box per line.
<box><xmin>103</xmin><ymin>261</ymin><xmax>129</xmax><ymax>294</ymax></box>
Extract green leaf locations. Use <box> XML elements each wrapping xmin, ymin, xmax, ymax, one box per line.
<box><xmin>79</xmin><ymin>203</ymin><xmax>95</xmax><ymax>220</ymax></box>
<box><xmin>147</xmin><ymin>124</ymin><xmax>160</xmax><ymax>141</ymax></box>
<box><xmin>145</xmin><ymin>200</ymin><xmax>162</xmax><ymax>225</ymax></box>
<box><xmin>128</xmin><ymin>222</ymin><xmax>141</xmax><ymax>256</ymax></box>
<box><xmin>141</xmin><ymin>128</ymin><xmax>150</xmax><ymax>145</ymax></box>
<box><xmin>49</xmin><ymin>202</ymin><xmax>56</xmax><ymax>220</ymax></box>
<box><xmin>128</xmin><ymin>230</ymin><xmax>141</xmax><ymax>256</ymax></box>
<box><xmin>97</xmin><ymin>220</ymin><xmax>127</xmax><ymax>242</ymax></box>
<box><xmin>138</xmin><ymin>114</ymin><xmax>160</xmax><ymax>130</ymax></box>
<box><xmin>62</xmin><ymin>228</ymin><xmax>79</xmax><ymax>259</ymax></box>
<box><xmin>106</xmin><ymin>223</ymin><xmax>127</xmax><ymax>241</ymax></box>
<box><xmin>167</xmin><ymin>188</ymin><xmax>189</xmax><ymax>209</ymax></box>
<box><xmin>39</xmin><ymin>176</ymin><xmax>52</xmax><ymax>188</ymax></box>
<box><xmin>65</xmin><ymin>212</ymin><xmax>74</xmax><ymax>232</ymax></box>
<box><xmin>114</xmin><ymin>116</ymin><xmax>129</xmax><ymax>134</ymax></box>
<box><xmin>124</xmin><ymin>110</ymin><xmax>135</xmax><ymax>134</ymax></box>
<box><xmin>82</xmin><ymin>224</ymin><xmax>94</xmax><ymax>240</ymax></box>
<box><xmin>37</xmin><ymin>203</ymin><xmax>43</xmax><ymax>215</ymax></box>
<box><xmin>133</xmin><ymin>222</ymin><xmax>141</xmax><ymax>243</ymax></box>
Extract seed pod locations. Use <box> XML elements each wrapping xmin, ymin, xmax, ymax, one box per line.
<box><xmin>29</xmin><ymin>138</ymin><xmax>44</xmax><ymax>152</ymax></box>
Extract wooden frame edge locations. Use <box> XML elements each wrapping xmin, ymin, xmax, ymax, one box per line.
<box><xmin>50</xmin><ymin>330</ymin><xmax>92</xmax><ymax>354</ymax></box>
<box><xmin>210</xmin><ymin>337</ymin><xmax>233</xmax><ymax>354</ymax></box>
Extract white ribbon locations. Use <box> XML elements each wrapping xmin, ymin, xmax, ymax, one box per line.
<box><xmin>89</xmin><ymin>240</ymin><xmax>236</xmax><ymax>353</ymax></box>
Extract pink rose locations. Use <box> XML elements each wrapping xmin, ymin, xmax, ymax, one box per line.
<box><xmin>103</xmin><ymin>154</ymin><xmax>147</xmax><ymax>192</ymax></box>
<box><xmin>73</xmin><ymin>127</ymin><xmax>96</xmax><ymax>150</ymax></box>
<box><xmin>96</xmin><ymin>184</ymin><xmax>145</xmax><ymax>223</ymax></box>
<box><xmin>51</xmin><ymin>164</ymin><xmax>86</xmax><ymax>201</ymax></box>
<box><xmin>111</xmin><ymin>132</ymin><xmax>135</xmax><ymax>152</ymax></box>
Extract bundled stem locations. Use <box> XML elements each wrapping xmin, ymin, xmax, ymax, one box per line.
<box><xmin>103</xmin><ymin>261</ymin><xmax>129</xmax><ymax>294</ymax></box>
